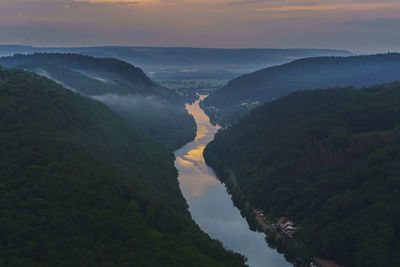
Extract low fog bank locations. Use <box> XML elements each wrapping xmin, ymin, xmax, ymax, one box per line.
<box><xmin>78</xmin><ymin>70</ymin><xmax>117</xmax><ymax>86</ymax></box>
<box><xmin>92</xmin><ymin>94</ymin><xmax>170</xmax><ymax>112</ymax></box>
<box><xmin>91</xmin><ymin>93</ymin><xmax>196</xmax><ymax>150</ymax></box>
<box><xmin>34</xmin><ymin>68</ymin><xmax>79</xmax><ymax>93</ymax></box>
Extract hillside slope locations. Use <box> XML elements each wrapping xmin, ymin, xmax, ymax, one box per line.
<box><xmin>0</xmin><ymin>53</ymin><xmax>196</xmax><ymax>150</ymax></box>
<box><xmin>0</xmin><ymin>68</ymin><xmax>246</xmax><ymax>266</ymax></box>
<box><xmin>203</xmin><ymin>53</ymin><xmax>400</xmax><ymax>126</ymax></box>
<box><xmin>0</xmin><ymin>46</ymin><xmax>352</xmax><ymax>98</ymax></box>
<box><xmin>0</xmin><ymin>45</ymin><xmax>351</xmax><ymax>69</ymax></box>
<box><xmin>204</xmin><ymin>82</ymin><xmax>400</xmax><ymax>267</ymax></box>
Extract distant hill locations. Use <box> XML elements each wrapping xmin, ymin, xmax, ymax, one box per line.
<box><xmin>202</xmin><ymin>53</ymin><xmax>400</xmax><ymax>126</ymax></box>
<box><xmin>0</xmin><ymin>67</ymin><xmax>246</xmax><ymax>266</ymax></box>
<box><xmin>0</xmin><ymin>53</ymin><xmax>175</xmax><ymax>100</ymax></box>
<box><xmin>204</xmin><ymin>82</ymin><xmax>400</xmax><ymax>267</ymax></box>
<box><xmin>0</xmin><ymin>53</ymin><xmax>196</xmax><ymax>150</ymax></box>
<box><xmin>0</xmin><ymin>45</ymin><xmax>351</xmax><ymax>68</ymax></box>
<box><xmin>0</xmin><ymin>45</ymin><xmax>352</xmax><ymax>82</ymax></box>
<box><xmin>70</xmin><ymin>47</ymin><xmax>351</xmax><ymax>67</ymax></box>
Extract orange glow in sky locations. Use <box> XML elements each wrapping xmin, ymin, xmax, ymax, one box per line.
<box><xmin>0</xmin><ymin>0</ymin><xmax>399</xmax><ymax>52</ymax></box>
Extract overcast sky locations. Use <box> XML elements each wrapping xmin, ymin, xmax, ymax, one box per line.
<box><xmin>0</xmin><ymin>0</ymin><xmax>399</xmax><ymax>53</ymax></box>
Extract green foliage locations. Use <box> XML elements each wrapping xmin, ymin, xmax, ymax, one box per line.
<box><xmin>0</xmin><ymin>53</ymin><xmax>196</xmax><ymax>151</ymax></box>
<box><xmin>203</xmin><ymin>53</ymin><xmax>400</xmax><ymax>126</ymax></box>
<box><xmin>0</xmin><ymin>53</ymin><xmax>154</xmax><ymax>89</ymax></box>
<box><xmin>204</xmin><ymin>82</ymin><xmax>400</xmax><ymax>267</ymax></box>
<box><xmin>0</xmin><ymin>68</ymin><xmax>246</xmax><ymax>266</ymax></box>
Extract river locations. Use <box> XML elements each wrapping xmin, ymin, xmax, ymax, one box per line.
<box><xmin>174</xmin><ymin>95</ymin><xmax>292</xmax><ymax>267</ymax></box>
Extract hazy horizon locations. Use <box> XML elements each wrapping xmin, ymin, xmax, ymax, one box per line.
<box><xmin>0</xmin><ymin>0</ymin><xmax>398</xmax><ymax>54</ymax></box>
<box><xmin>1</xmin><ymin>43</ymin><xmax>398</xmax><ymax>56</ymax></box>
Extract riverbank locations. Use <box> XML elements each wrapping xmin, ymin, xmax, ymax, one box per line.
<box><xmin>223</xmin><ymin>168</ymin><xmax>341</xmax><ymax>267</ymax></box>
<box><xmin>175</xmin><ymin>96</ymin><xmax>291</xmax><ymax>267</ymax></box>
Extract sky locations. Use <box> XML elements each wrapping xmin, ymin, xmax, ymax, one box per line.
<box><xmin>0</xmin><ymin>0</ymin><xmax>399</xmax><ymax>53</ymax></box>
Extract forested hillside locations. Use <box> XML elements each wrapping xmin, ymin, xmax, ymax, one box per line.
<box><xmin>0</xmin><ymin>45</ymin><xmax>351</xmax><ymax>70</ymax></box>
<box><xmin>0</xmin><ymin>68</ymin><xmax>246</xmax><ymax>266</ymax></box>
<box><xmin>0</xmin><ymin>53</ymin><xmax>196</xmax><ymax>150</ymax></box>
<box><xmin>203</xmin><ymin>53</ymin><xmax>400</xmax><ymax>126</ymax></box>
<box><xmin>204</xmin><ymin>82</ymin><xmax>400</xmax><ymax>267</ymax></box>
<box><xmin>0</xmin><ymin>53</ymin><xmax>159</xmax><ymax>95</ymax></box>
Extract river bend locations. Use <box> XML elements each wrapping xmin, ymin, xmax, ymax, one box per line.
<box><xmin>174</xmin><ymin>95</ymin><xmax>291</xmax><ymax>267</ymax></box>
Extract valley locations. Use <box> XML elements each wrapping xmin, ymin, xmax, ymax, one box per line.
<box><xmin>1</xmin><ymin>49</ymin><xmax>399</xmax><ymax>267</ymax></box>
<box><xmin>1</xmin><ymin>1</ymin><xmax>399</xmax><ymax>266</ymax></box>
<box><xmin>174</xmin><ymin>96</ymin><xmax>291</xmax><ymax>267</ymax></box>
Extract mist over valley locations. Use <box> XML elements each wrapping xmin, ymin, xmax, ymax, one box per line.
<box><xmin>0</xmin><ymin>1</ymin><xmax>399</xmax><ymax>266</ymax></box>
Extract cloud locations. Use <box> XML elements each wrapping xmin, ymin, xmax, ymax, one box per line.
<box><xmin>1</xmin><ymin>0</ymin><xmax>399</xmax><ymax>52</ymax></box>
<box><xmin>71</xmin><ymin>0</ymin><xmax>139</xmax><ymax>5</ymax></box>
<box><xmin>253</xmin><ymin>2</ymin><xmax>400</xmax><ymax>12</ymax></box>
<box><xmin>230</xmin><ymin>0</ymin><xmax>275</xmax><ymax>6</ymax></box>
<box><xmin>72</xmin><ymin>0</ymin><xmax>137</xmax><ymax>2</ymax></box>
<box><xmin>160</xmin><ymin>0</ymin><xmax>184</xmax><ymax>2</ymax></box>
<box><xmin>72</xmin><ymin>0</ymin><xmax>182</xmax><ymax>4</ymax></box>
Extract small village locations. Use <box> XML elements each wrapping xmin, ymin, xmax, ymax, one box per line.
<box><xmin>253</xmin><ymin>209</ymin><xmax>337</xmax><ymax>267</ymax></box>
<box><xmin>254</xmin><ymin>209</ymin><xmax>297</xmax><ymax>237</ymax></box>
<box><xmin>275</xmin><ymin>216</ymin><xmax>297</xmax><ymax>236</ymax></box>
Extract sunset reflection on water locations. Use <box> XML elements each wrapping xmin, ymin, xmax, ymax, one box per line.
<box><xmin>174</xmin><ymin>95</ymin><xmax>291</xmax><ymax>267</ymax></box>
<box><xmin>175</xmin><ymin>95</ymin><xmax>220</xmax><ymax>197</ymax></box>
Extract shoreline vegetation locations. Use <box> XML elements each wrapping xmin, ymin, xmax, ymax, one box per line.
<box><xmin>0</xmin><ymin>68</ymin><xmax>247</xmax><ymax>266</ymax></box>
<box><xmin>209</xmin><ymin>165</ymin><xmax>339</xmax><ymax>267</ymax></box>
<box><xmin>203</xmin><ymin>82</ymin><xmax>400</xmax><ymax>267</ymax></box>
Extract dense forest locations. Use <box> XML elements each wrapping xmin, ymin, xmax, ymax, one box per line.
<box><xmin>0</xmin><ymin>67</ymin><xmax>246</xmax><ymax>266</ymax></box>
<box><xmin>0</xmin><ymin>53</ymin><xmax>158</xmax><ymax>94</ymax></box>
<box><xmin>203</xmin><ymin>53</ymin><xmax>400</xmax><ymax>126</ymax></box>
<box><xmin>0</xmin><ymin>53</ymin><xmax>196</xmax><ymax>150</ymax></box>
<box><xmin>204</xmin><ymin>82</ymin><xmax>400</xmax><ymax>267</ymax></box>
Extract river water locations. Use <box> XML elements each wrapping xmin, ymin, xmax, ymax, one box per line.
<box><xmin>174</xmin><ymin>95</ymin><xmax>291</xmax><ymax>267</ymax></box>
